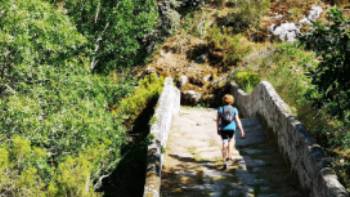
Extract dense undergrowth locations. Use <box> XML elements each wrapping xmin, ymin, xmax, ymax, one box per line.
<box><xmin>0</xmin><ymin>0</ymin><xmax>163</xmax><ymax>196</ymax></box>
<box><xmin>181</xmin><ymin>0</ymin><xmax>349</xmax><ymax>191</ymax></box>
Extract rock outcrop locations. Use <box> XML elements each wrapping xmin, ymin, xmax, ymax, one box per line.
<box><xmin>269</xmin><ymin>5</ymin><xmax>323</xmax><ymax>42</ymax></box>
<box><xmin>144</xmin><ymin>0</ymin><xmax>205</xmax><ymax>52</ymax></box>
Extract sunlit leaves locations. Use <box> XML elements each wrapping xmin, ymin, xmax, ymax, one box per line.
<box><xmin>53</xmin><ymin>0</ymin><xmax>159</xmax><ymax>72</ymax></box>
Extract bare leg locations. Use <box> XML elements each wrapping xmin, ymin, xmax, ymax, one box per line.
<box><xmin>222</xmin><ymin>139</ymin><xmax>229</xmax><ymax>161</ymax></box>
<box><xmin>221</xmin><ymin>140</ymin><xmax>229</xmax><ymax>169</ymax></box>
<box><xmin>228</xmin><ymin>138</ymin><xmax>235</xmax><ymax>160</ymax></box>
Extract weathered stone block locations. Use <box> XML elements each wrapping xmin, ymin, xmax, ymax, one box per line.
<box><xmin>228</xmin><ymin>81</ymin><xmax>348</xmax><ymax>197</ymax></box>
<box><xmin>143</xmin><ymin>78</ymin><xmax>180</xmax><ymax>197</ymax></box>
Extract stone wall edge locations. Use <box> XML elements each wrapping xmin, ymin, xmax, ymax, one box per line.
<box><xmin>143</xmin><ymin>77</ymin><xmax>180</xmax><ymax>197</ymax></box>
<box><xmin>228</xmin><ymin>80</ymin><xmax>349</xmax><ymax>197</ymax></box>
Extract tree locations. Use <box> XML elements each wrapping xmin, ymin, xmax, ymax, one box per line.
<box><xmin>51</xmin><ymin>0</ymin><xmax>159</xmax><ymax>72</ymax></box>
<box><xmin>301</xmin><ymin>7</ymin><xmax>350</xmax><ymax>120</ymax></box>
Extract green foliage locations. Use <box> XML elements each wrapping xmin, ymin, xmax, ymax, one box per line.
<box><xmin>240</xmin><ymin>42</ymin><xmax>350</xmax><ymax>190</ymax></box>
<box><xmin>213</xmin><ymin>0</ymin><xmax>226</xmax><ymax>7</ymax></box>
<box><xmin>280</xmin><ymin>0</ymin><xmax>320</xmax><ymax>21</ymax></box>
<box><xmin>0</xmin><ymin>72</ymin><xmax>162</xmax><ymax>196</ymax></box>
<box><xmin>0</xmin><ymin>136</ymin><xmax>49</xmax><ymax>196</ymax></box>
<box><xmin>51</xmin><ymin>0</ymin><xmax>159</xmax><ymax>72</ymax></box>
<box><xmin>183</xmin><ymin>8</ymin><xmax>211</xmax><ymax>38</ymax></box>
<box><xmin>114</xmin><ymin>73</ymin><xmax>164</xmax><ymax>125</ymax></box>
<box><xmin>300</xmin><ymin>9</ymin><xmax>350</xmax><ymax>189</ymax></box>
<box><xmin>242</xmin><ymin>43</ymin><xmax>317</xmax><ymax>113</ymax></box>
<box><xmin>206</xmin><ymin>27</ymin><xmax>252</xmax><ymax>66</ymax></box>
<box><xmin>217</xmin><ymin>0</ymin><xmax>270</xmax><ymax>33</ymax></box>
<box><xmin>0</xmin><ymin>0</ymin><xmax>164</xmax><ymax>195</ymax></box>
<box><xmin>233</xmin><ymin>70</ymin><xmax>261</xmax><ymax>93</ymax></box>
<box><xmin>0</xmin><ymin>0</ymin><xmax>87</xmax><ymax>88</ymax></box>
<box><xmin>301</xmin><ymin>7</ymin><xmax>350</xmax><ymax>121</ymax></box>
<box><xmin>55</xmin><ymin>146</ymin><xmax>106</xmax><ymax>197</ymax></box>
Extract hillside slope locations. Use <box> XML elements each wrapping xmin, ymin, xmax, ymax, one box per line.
<box><xmin>142</xmin><ymin>0</ymin><xmax>350</xmax><ymax>192</ymax></box>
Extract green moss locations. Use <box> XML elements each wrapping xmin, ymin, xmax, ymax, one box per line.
<box><xmin>150</xmin><ymin>115</ymin><xmax>158</xmax><ymax>126</ymax></box>
<box><xmin>114</xmin><ymin>73</ymin><xmax>164</xmax><ymax>125</ymax></box>
<box><xmin>161</xmin><ymin>145</ymin><xmax>166</xmax><ymax>154</ymax></box>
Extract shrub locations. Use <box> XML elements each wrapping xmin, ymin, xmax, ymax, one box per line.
<box><xmin>113</xmin><ymin>73</ymin><xmax>164</xmax><ymax>126</ymax></box>
<box><xmin>239</xmin><ymin>41</ymin><xmax>350</xmax><ymax>191</ymax></box>
<box><xmin>270</xmin><ymin>0</ymin><xmax>319</xmax><ymax>21</ymax></box>
<box><xmin>301</xmin><ymin>7</ymin><xmax>350</xmax><ymax>120</ymax></box>
<box><xmin>183</xmin><ymin>8</ymin><xmax>212</xmax><ymax>38</ymax></box>
<box><xmin>217</xmin><ymin>0</ymin><xmax>270</xmax><ymax>33</ymax></box>
<box><xmin>0</xmin><ymin>136</ymin><xmax>50</xmax><ymax>196</ymax></box>
<box><xmin>300</xmin><ymin>9</ymin><xmax>350</xmax><ymax>190</ymax></box>
<box><xmin>206</xmin><ymin>27</ymin><xmax>252</xmax><ymax>66</ymax></box>
<box><xmin>242</xmin><ymin>43</ymin><xmax>318</xmax><ymax>112</ymax></box>
<box><xmin>233</xmin><ymin>70</ymin><xmax>261</xmax><ymax>93</ymax></box>
<box><xmin>223</xmin><ymin>35</ymin><xmax>252</xmax><ymax>66</ymax></box>
<box><xmin>213</xmin><ymin>0</ymin><xmax>226</xmax><ymax>7</ymax></box>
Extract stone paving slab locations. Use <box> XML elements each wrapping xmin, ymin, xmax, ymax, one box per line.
<box><xmin>160</xmin><ymin>107</ymin><xmax>304</xmax><ymax>197</ymax></box>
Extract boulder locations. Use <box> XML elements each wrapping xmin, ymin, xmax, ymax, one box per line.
<box><xmin>299</xmin><ymin>5</ymin><xmax>323</xmax><ymax>25</ymax></box>
<box><xmin>182</xmin><ymin>90</ymin><xmax>202</xmax><ymax>104</ymax></box>
<box><xmin>142</xmin><ymin>0</ymin><xmax>181</xmax><ymax>52</ymax></box>
<box><xmin>269</xmin><ymin>5</ymin><xmax>323</xmax><ymax>42</ymax></box>
<box><xmin>203</xmin><ymin>74</ymin><xmax>213</xmax><ymax>83</ymax></box>
<box><xmin>179</xmin><ymin>0</ymin><xmax>205</xmax><ymax>8</ymax></box>
<box><xmin>189</xmin><ymin>76</ymin><xmax>204</xmax><ymax>87</ymax></box>
<box><xmin>270</xmin><ymin>22</ymin><xmax>300</xmax><ymax>42</ymax></box>
<box><xmin>177</xmin><ymin>75</ymin><xmax>189</xmax><ymax>88</ymax></box>
<box><xmin>195</xmin><ymin>54</ymin><xmax>207</xmax><ymax>64</ymax></box>
<box><xmin>145</xmin><ymin>66</ymin><xmax>157</xmax><ymax>74</ymax></box>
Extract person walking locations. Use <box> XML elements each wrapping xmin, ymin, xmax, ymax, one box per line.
<box><xmin>217</xmin><ymin>94</ymin><xmax>246</xmax><ymax>169</ymax></box>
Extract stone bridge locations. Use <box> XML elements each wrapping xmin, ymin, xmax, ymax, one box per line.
<box><xmin>143</xmin><ymin>78</ymin><xmax>349</xmax><ymax>197</ymax></box>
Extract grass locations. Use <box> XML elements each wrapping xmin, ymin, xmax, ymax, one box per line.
<box><xmin>183</xmin><ymin>7</ymin><xmax>214</xmax><ymax>38</ymax></box>
<box><xmin>231</xmin><ymin>70</ymin><xmax>261</xmax><ymax>93</ymax></box>
<box><xmin>233</xmin><ymin>42</ymin><xmax>350</xmax><ymax>191</ymax></box>
<box><xmin>271</xmin><ymin>0</ymin><xmax>322</xmax><ymax>21</ymax></box>
<box><xmin>236</xmin><ymin>42</ymin><xmax>318</xmax><ymax>113</ymax></box>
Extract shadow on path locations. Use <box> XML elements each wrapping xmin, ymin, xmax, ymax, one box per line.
<box><xmin>161</xmin><ymin>107</ymin><xmax>306</xmax><ymax>197</ymax></box>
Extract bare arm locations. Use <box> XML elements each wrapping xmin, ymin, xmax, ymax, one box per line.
<box><xmin>235</xmin><ymin>114</ymin><xmax>246</xmax><ymax>138</ymax></box>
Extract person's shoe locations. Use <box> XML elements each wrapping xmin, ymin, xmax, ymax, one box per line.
<box><xmin>230</xmin><ymin>155</ymin><xmax>243</xmax><ymax>162</ymax></box>
<box><xmin>222</xmin><ymin>161</ymin><xmax>228</xmax><ymax>170</ymax></box>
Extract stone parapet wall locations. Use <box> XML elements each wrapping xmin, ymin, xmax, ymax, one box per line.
<box><xmin>229</xmin><ymin>81</ymin><xmax>348</xmax><ymax>197</ymax></box>
<box><xmin>143</xmin><ymin>78</ymin><xmax>180</xmax><ymax>197</ymax></box>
